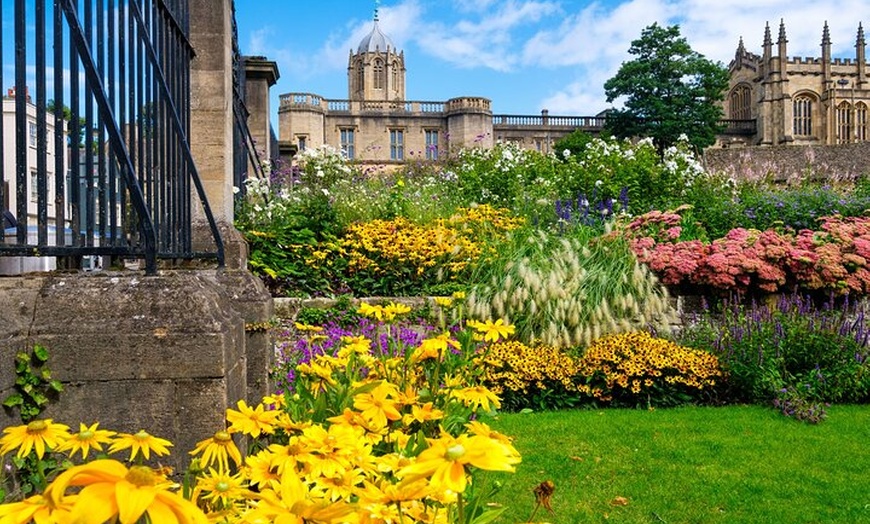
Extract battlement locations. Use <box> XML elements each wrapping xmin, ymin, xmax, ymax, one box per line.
<box><xmin>445</xmin><ymin>97</ymin><xmax>492</xmax><ymax>114</ymax></box>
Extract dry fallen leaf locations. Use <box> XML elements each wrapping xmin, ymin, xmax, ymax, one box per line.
<box><xmin>570</xmin><ymin>456</ymin><xmax>583</xmax><ymax>461</ymax></box>
<box><xmin>610</xmin><ymin>496</ymin><xmax>629</xmax><ymax>506</ymax></box>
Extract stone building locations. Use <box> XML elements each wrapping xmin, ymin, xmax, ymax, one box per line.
<box><xmin>278</xmin><ymin>11</ymin><xmax>601</xmax><ymax>163</ymax></box>
<box><xmin>724</xmin><ymin>20</ymin><xmax>868</xmax><ymax>147</ymax></box>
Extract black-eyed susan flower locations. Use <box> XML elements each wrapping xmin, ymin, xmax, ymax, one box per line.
<box><xmin>468</xmin><ymin>319</ymin><xmax>516</xmax><ymax>342</ymax></box>
<box><xmin>189</xmin><ymin>430</ymin><xmax>242</xmax><ymax>472</ymax></box>
<box><xmin>451</xmin><ymin>385</ymin><xmax>502</xmax><ymax>412</ymax></box>
<box><xmin>411</xmin><ymin>332</ymin><xmax>459</xmax><ymax>362</ymax></box>
<box><xmin>226</xmin><ymin>399</ymin><xmax>279</xmax><ymax>438</ymax></box>
<box><xmin>353</xmin><ymin>382</ymin><xmax>402</xmax><ymax>430</ymax></box>
<box><xmin>57</xmin><ymin>422</ymin><xmax>116</xmax><ymax>460</ymax></box>
<box><xmin>398</xmin><ymin>432</ymin><xmax>520</xmax><ymax>494</ymax></box>
<box><xmin>108</xmin><ymin>429</ymin><xmax>172</xmax><ymax>462</ymax></box>
<box><xmin>244</xmin><ymin>468</ymin><xmax>355</xmax><ymax>524</ymax></box>
<box><xmin>0</xmin><ymin>419</ymin><xmax>69</xmax><ymax>460</ymax></box>
<box><xmin>45</xmin><ymin>459</ymin><xmax>208</xmax><ymax>524</ymax></box>
<box><xmin>191</xmin><ymin>467</ymin><xmax>248</xmax><ymax>509</ymax></box>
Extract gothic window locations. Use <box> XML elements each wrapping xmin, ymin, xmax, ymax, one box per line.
<box><xmin>837</xmin><ymin>101</ymin><xmax>852</xmax><ymax>143</ymax></box>
<box><xmin>857</xmin><ymin>102</ymin><xmax>868</xmax><ymax>142</ymax></box>
<box><xmin>356</xmin><ymin>61</ymin><xmax>364</xmax><ymax>93</ymax></box>
<box><xmin>729</xmin><ymin>85</ymin><xmax>752</xmax><ymax>120</ymax></box>
<box><xmin>793</xmin><ymin>96</ymin><xmax>813</xmax><ymax>137</ymax></box>
<box><xmin>373</xmin><ymin>60</ymin><xmax>384</xmax><ymax>90</ymax></box>
<box><xmin>391</xmin><ymin>61</ymin><xmax>399</xmax><ymax>90</ymax></box>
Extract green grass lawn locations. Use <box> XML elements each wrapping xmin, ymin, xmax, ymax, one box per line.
<box><xmin>480</xmin><ymin>405</ymin><xmax>870</xmax><ymax>524</ymax></box>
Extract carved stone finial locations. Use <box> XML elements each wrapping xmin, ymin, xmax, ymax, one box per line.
<box><xmin>822</xmin><ymin>21</ymin><xmax>831</xmax><ymax>45</ymax></box>
<box><xmin>763</xmin><ymin>22</ymin><xmax>772</xmax><ymax>46</ymax></box>
<box><xmin>778</xmin><ymin>19</ymin><xmax>787</xmax><ymax>44</ymax></box>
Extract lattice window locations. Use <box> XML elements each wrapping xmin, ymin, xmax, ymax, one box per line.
<box><xmin>793</xmin><ymin>96</ymin><xmax>813</xmax><ymax>137</ymax></box>
<box><xmin>340</xmin><ymin>128</ymin><xmax>355</xmax><ymax>160</ymax></box>
<box><xmin>729</xmin><ymin>85</ymin><xmax>752</xmax><ymax>120</ymax></box>
<box><xmin>374</xmin><ymin>60</ymin><xmax>384</xmax><ymax>90</ymax></box>
<box><xmin>390</xmin><ymin>129</ymin><xmax>404</xmax><ymax>161</ymax></box>
<box><xmin>857</xmin><ymin>102</ymin><xmax>868</xmax><ymax>142</ymax></box>
<box><xmin>837</xmin><ymin>101</ymin><xmax>852</xmax><ymax>143</ymax></box>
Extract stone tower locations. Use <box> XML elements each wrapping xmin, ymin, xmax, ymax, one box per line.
<box><xmin>347</xmin><ymin>7</ymin><xmax>405</xmax><ymax>102</ymax></box>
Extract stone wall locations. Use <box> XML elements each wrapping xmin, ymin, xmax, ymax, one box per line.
<box><xmin>704</xmin><ymin>142</ymin><xmax>870</xmax><ymax>182</ymax></box>
<box><xmin>0</xmin><ymin>269</ymin><xmax>272</xmax><ymax>471</ymax></box>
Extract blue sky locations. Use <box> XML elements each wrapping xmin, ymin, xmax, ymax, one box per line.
<box><xmin>236</xmin><ymin>0</ymin><xmax>870</xmax><ymax>124</ymax></box>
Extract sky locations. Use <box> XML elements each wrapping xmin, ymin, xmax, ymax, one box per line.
<box><xmin>236</xmin><ymin>0</ymin><xmax>870</xmax><ymax>126</ymax></box>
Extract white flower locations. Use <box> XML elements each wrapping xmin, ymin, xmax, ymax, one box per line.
<box><xmin>595</xmin><ymin>179</ymin><xmax>603</xmax><ymax>187</ymax></box>
<box><xmin>232</xmin><ymin>185</ymin><xmax>240</xmax><ymax>194</ymax></box>
<box><xmin>562</xmin><ymin>149</ymin><xmax>571</xmax><ymax>158</ymax></box>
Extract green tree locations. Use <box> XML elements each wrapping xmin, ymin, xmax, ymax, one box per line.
<box><xmin>603</xmin><ymin>23</ymin><xmax>729</xmax><ymax>154</ymax></box>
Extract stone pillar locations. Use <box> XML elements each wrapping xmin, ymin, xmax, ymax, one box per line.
<box><xmin>243</xmin><ymin>56</ymin><xmax>280</xmax><ymax>162</ymax></box>
<box><xmin>189</xmin><ymin>0</ymin><xmax>234</xmax><ymax>224</ymax></box>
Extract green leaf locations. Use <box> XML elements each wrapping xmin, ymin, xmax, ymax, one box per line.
<box><xmin>3</xmin><ymin>393</ymin><xmax>23</xmax><ymax>407</ymax></box>
<box><xmin>49</xmin><ymin>380</ymin><xmax>64</xmax><ymax>393</ymax></box>
<box><xmin>33</xmin><ymin>344</ymin><xmax>49</xmax><ymax>363</ymax></box>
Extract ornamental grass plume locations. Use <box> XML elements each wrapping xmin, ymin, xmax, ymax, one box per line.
<box><xmin>467</xmin><ymin>228</ymin><xmax>675</xmax><ymax>348</ymax></box>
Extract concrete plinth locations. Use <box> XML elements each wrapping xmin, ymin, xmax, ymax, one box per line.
<box><xmin>0</xmin><ymin>270</ymin><xmax>272</xmax><ymax>471</ymax></box>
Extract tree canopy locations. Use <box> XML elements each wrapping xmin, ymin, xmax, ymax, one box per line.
<box><xmin>603</xmin><ymin>23</ymin><xmax>730</xmax><ymax>154</ymax></box>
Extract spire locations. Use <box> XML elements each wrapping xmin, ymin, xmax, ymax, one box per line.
<box><xmin>374</xmin><ymin>0</ymin><xmax>380</xmax><ymax>22</ymax></box>
<box><xmin>859</xmin><ymin>22</ymin><xmax>866</xmax><ymax>46</ymax></box>
<box><xmin>777</xmin><ymin>19</ymin><xmax>787</xmax><ymax>44</ymax></box>
<box><xmin>822</xmin><ymin>21</ymin><xmax>831</xmax><ymax>46</ymax></box>
<box><xmin>763</xmin><ymin>22</ymin><xmax>772</xmax><ymax>47</ymax></box>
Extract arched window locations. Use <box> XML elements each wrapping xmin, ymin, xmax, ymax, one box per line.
<box><xmin>793</xmin><ymin>95</ymin><xmax>813</xmax><ymax>137</ymax></box>
<box><xmin>356</xmin><ymin>60</ymin><xmax>364</xmax><ymax>93</ymax></box>
<box><xmin>837</xmin><ymin>101</ymin><xmax>852</xmax><ymax>143</ymax></box>
<box><xmin>373</xmin><ymin>59</ymin><xmax>384</xmax><ymax>90</ymax></box>
<box><xmin>857</xmin><ymin>102</ymin><xmax>868</xmax><ymax>142</ymax></box>
<box><xmin>391</xmin><ymin>61</ymin><xmax>399</xmax><ymax>91</ymax></box>
<box><xmin>729</xmin><ymin>85</ymin><xmax>752</xmax><ymax>120</ymax></box>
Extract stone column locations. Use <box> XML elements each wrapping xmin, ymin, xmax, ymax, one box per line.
<box><xmin>243</xmin><ymin>56</ymin><xmax>280</xmax><ymax>162</ymax></box>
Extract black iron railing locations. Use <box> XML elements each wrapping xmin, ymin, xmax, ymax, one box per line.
<box><xmin>0</xmin><ymin>0</ymin><xmax>223</xmax><ymax>274</ymax></box>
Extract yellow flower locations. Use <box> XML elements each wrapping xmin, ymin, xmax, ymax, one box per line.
<box><xmin>189</xmin><ymin>430</ymin><xmax>242</xmax><ymax>472</ymax></box>
<box><xmin>382</xmin><ymin>302</ymin><xmax>412</xmax><ymax>321</ymax></box>
<box><xmin>108</xmin><ymin>429</ymin><xmax>172</xmax><ymax>461</ymax></box>
<box><xmin>402</xmin><ymin>402</ymin><xmax>445</xmax><ymax>426</ymax></box>
<box><xmin>0</xmin><ymin>419</ymin><xmax>69</xmax><ymax>459</ymax></box>
<box><xmin>338</xmin><ymin>335</ymin><xmax>372</xmax><ymax>358</ymax></box>
<box><xmin>294</xmin><ymin>322</ymin><xmax>324</xmax><ymax>332</ymax></box>
<box><xmin>411</xmin><ymin>333</ymin><xmax>460</xmax><ymax>362</ymax></box>
<box><xmin>468</xmin><ymin>318</ymin><xmax>515</xmax><ymax>342</ymax></box>
<box><xmin>45</xmin><ymin>459</ymin><xmax>208</xmax><ymax>524</ymax></box>
<box><xmin>452</xmin><ymin>385</ymin><xmax>502</xmax><ymax>412</ymax></box>
<box><xmin>434</xmin><ymin>296</ymin><xmax>453</xmax><ymax>308</ymax></box>
<box><xmin>191</xmin><ymin>468</ymin><xmax>248</xmax><ymax>509</ymax></box>
<box><xmin>226</xmin><ymin>399</ymin><xmax>279</xmax><ymax>438</ymax></box>
<box><xmin>353</xmin><ymin>382</ymin><xmax>402</xmax><ymax>429</ymax></box>
<box><xmin>452</xmin><ymin>291</ymin><xmax>467</xmax><ymax>300</ymax></box>
<box><xmin>0</xmin><ymin>492</ymin><xmax>74</xmax><ymax>524</ymax></box>
<box><xmin>398</xmin><ymin>432</ymin><xmax>520</xmax><ymax>494</ymax></box>
<box><xmin>57</xmin><ymin>422</ymin><xmax>116</xmax><ymax>460</ymax></box>
<box><xmin>245</xmin><ymin>468</ymin><xmax>356</xmax><ymax>524</ymax></box>
<box><xmin>357</xmin><ymin>302</ymin><xmax>384</xmax><ymax>321</ymax></box>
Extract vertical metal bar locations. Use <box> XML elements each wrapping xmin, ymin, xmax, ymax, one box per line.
<box><xmin>0</xmin><ymin>0</ymin><xmax>6</xmax><ymax>239</ymax></box>
<box><xmin>69</xmin><ymin>0</ymin><xmax>81</xmax><ymax>247</ymax></box>
<box><xmin>97</xmin><ymin>0</ymin><xmax>107</xmax><ymax>245</ymax></box>
<box><xmin>118</xmin><ymin>0</ymin><xmax>128</xmax><ymax>249</ymax></box>
<box><xmin>128</xmin><ymin>0</ymin><xmax>137</xmax><ymax>247</ymax></box>
<box><xmin>36</xmin><ymin>0</ymin><xmax>48</xmax><ymax>246</ymax></box>
<box><xmin>84</xmin><ymin>0</ymin><xmax>94</xmax><ymax>245</ymax></box>
<box><xmin>15</xmin><ymin>0</ymin><xmax>28</xmax><ymax>244</ymax></box>
<box><xmin>54</xmin><ymin>0</ymin><xmax>67</xmax><ymax>248</ymax></box>
<box><xmin>107</xmin><ymin>0</ymin><xmax>116</xmax><ymax>246</ymax></box>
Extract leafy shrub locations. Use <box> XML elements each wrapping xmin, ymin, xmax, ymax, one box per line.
<box><xmin>482</xmin><ymin>340</ymin><xmax>583</xmax><ymax>411</ymax></box>
<box><xmin>773</xmin><ymin>385</ymin><xmax>829</xmax><ymax>424</ymax></box>
<box><xmin>575</xmin><ymin>331</ymin><xmax>723</xmax><ymax>407</ymax></box>
<box><xmin>676</xmin><ymin>294</ymin><xmax>870</xmax><ymax>404</ymax></box>
<box><xmin>467</xmin><ymin>227</ymin><xmax>676</xmax><ymax>348</ymax></box>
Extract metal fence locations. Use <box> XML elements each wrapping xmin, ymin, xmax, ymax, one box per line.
<box><xmin>0</xmin><ymin>0</ymin><xmax>223</xmax><ymax>274</ymax></box>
